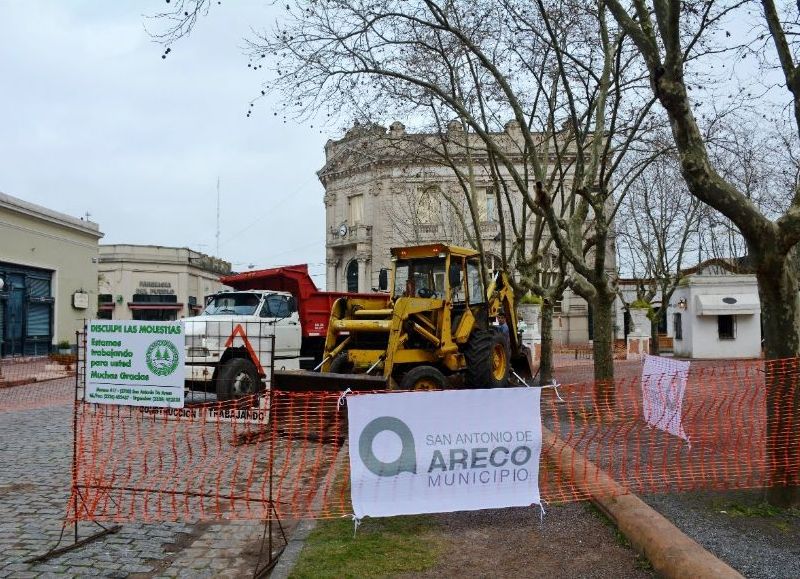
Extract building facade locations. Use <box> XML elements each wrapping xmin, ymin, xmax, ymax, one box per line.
<box><xmin>0</xmin><ymin>192</ymin><xmax>103</xmax><ymax>355</ymax></box>
<box><xmin>319</xmin><ymin>121</ymin><xmax>615</xmax><ymax>344</ymax></box>
<box><xmin>97</xmin><ymin>245</ymin><xmax>231</xmax><ymax>321</ymax></box>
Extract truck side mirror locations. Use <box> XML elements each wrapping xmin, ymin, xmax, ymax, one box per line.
<box><xmin>378</xmin><ymin>268</ymin><xmax>389</xmax><ymax>291</ymax></box>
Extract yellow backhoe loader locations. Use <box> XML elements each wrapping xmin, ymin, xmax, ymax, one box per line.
<box><xmin>273</xmin><ymin>244</ymin><xmax>529</xmax><ymax>391</ymax></box>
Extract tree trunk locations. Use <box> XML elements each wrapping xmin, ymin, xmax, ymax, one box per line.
<box><xmin>650</xmin><ymin>315</ymin><xmax>661</xmax><ymax>355</ymax></box>
<box><xmin>757</xmin><ymin>251</ymin><xmax>800</xmax><ymax>507</ymax></box>
<box><xmin>592</xmin><ymin>290</ymin><xmax>616</xmax><ymax>414</ymax></box>
<box><xmin>540</xmin><ymin>301</ymin><xmax>554</xmax><ymax>385</ymax></box>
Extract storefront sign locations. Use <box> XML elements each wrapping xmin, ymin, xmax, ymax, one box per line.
<box><xmin>86</xmin><ymin>320</ymin><xmax>184</xmax><ymax>408</ymax></box>
<box><xmin>347</xmin><ymin>388</ymin><xmax>542</xmax><ymax>519</ymax></box>
<box><xmin>138</xmin><ymin>281</ymin><xmax>176</xmax><ymax>295</ymax></box>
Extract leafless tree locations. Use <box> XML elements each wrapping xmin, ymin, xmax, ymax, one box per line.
<box><xmin>606</xmin><ymin>0</ymin><xmax>800</xmax><ymax>505</ymax></box>
<box><xmin>152</xmin><ymin>0</ymin><xmax>663</xmax><ymax>404</ymax></box>
<box><xmin>617</xmin><ymin>151</ymin><xmax>702</xmax><ymax>353</ymax></box>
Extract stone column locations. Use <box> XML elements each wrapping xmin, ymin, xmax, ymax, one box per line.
<box><xmin>356</xmin><ymin>255</ymin><xmax>369</xmax><ymax>293</ymax></box>
<box><xmin>326</xmin><ymin>257</ymin><xmax>339</xmax><ymax>292</ymax></box>
<box><xmin>627</xmin><ymin>307</ymin><xmax>651</xmax><ymax>358</ymax></box>
<box><xmin>518</xmin><ymin>304</ymin><xmax>542</xmax><ymax>366</ymax></box>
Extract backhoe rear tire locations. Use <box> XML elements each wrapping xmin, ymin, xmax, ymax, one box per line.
<box><xmin>464</xmin><ymin>329</ymin><xmax>510</xmax><ymax>389</ymax></box>
<box><xmin>400</xmin><ymin>365</ymin><xmax>448</xmax><ymax>391</ymax></box>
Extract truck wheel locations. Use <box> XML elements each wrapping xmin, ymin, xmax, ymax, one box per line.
<box><xmin>464</xmin><ymin>330</ymin><xmax>509</xmax><ymax>388</ymax></box>
<box><xmin>328</xmin><ymin>352</ymin><xmax>353</xmax><ymax>373</ymax></box>
<box><xmin>400</xmin><ymin>365</ymin><xmax>448</xmax><ymax>391</ymax></box>
<box><xmin>217</xmin><ymin>358</ymin><xmax>260</xmax><ymax>401</ymax></box>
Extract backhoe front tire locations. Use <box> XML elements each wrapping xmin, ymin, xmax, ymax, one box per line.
<box><xmin>328</xmin><ymin>352</ymin><xmax>353</xmax><ymax>374</ymax></box>
<box><xmin>464</xmin><ymin>330</ymin><xmax>510</xmax><ymax>389</ymax></box>
<box><xmin>400</xmin><ymin>365</ymin><xmax>448</xmax><ymax>391</ymax></box>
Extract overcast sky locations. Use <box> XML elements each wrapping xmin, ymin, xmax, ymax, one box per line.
<box><xmin>0</xmin><ymin>1</ymin><xmax>330</xmax><ymax>283</ymax></box>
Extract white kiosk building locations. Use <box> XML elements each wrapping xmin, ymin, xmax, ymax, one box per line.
<box><xmin>667</xmin><ymin>261</ymin><xmax>761</xmax><ymax>359</ymax></box>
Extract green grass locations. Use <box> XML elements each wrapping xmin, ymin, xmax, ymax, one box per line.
<box><xmin>289</xmin><ymin>515</ymin><xmax>442</xmax><ymax>579</ymax></box>
<box><xmin>710</xmin><ymin>498</ymin><xmax>800</xmax><ymax>532</ymax></box>
<box><xmin>723</xmin><ymin>502</ymin><xmax>783</xmax><ymax>518</ymax></box>
<box><xmin>715</xmin><ymin>501</ymin><xmax>800</xmax><ymax>518</ymax></box>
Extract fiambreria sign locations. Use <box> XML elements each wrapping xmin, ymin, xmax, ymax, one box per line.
<box><xmin>347</xmin><ymin>388</ymin><xmax>542</xmax><ymax>519</ymax></box>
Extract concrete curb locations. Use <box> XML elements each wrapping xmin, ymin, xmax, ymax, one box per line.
<box><xmin>542</xmin><ymin>427</ymin><xmax>744</xmax><ymax>579</ymax></box>
<box><xmin>269</xmin><ymin>519</ymin><xmax>317</xmax><ymax>579</ymax></box>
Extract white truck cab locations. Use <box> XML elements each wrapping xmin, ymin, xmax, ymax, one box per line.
<box><xmin>183</xmin><ymin>290</ymin><xmax>302</xmax><ymax>399</ymax></box>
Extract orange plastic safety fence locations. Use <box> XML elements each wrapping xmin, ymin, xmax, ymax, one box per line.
<box><xmin>0</xmin><ymin>357</ymin><xmax>76</xmax><ymax>412</ymax></box>
<box><xmin>67</xmin><ymin>391</ymin><xmax>350</xmax><ymax>523</ymax></box>
<box><xmin>537</xmin><ymin>355</ymin><xmax>645</xmax><ymax>386</ymax></box>
<box><xmin>67</xmin><ymin>358</ymin><xmax>800</xmax><ymax>523</ymax></box>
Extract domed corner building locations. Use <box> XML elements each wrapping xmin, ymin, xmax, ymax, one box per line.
<box><xmin>319</xmin><ymin>120</ymin><xmax>620</xmax><ymax>345</ymax></box>
<box><xmin>0</xmin><ymin>191</ymin><xmax>103</xmax><ymax>357</ymax></box>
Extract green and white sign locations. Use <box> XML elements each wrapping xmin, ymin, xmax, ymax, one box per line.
<box><xmin>86</xmin><ymin>320</ymin><xmax>185</xmax><ymax>408</ymax></box>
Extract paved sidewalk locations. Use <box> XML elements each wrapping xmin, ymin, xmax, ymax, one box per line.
<box><xmin>0</xmin><ymin>356</ymin><xmax>74</xmax><ymax>388</ymax></box>
<box><xmin>0</xmin><ymin>378</ymin><xmax>278</xmax><ymax>578</ymax></box>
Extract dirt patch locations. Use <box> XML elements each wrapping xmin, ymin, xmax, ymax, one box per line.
<box><xmin>396</xmin><ymin>504</ymin><xmax>654</xmax><ymax>579</ymax></box>
<box><xmin>129</xmin><ymin>521</ymin><xmax>213</xmax><ymax>578</ymax></box>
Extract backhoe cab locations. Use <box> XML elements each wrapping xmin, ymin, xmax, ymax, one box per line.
<box><xmin>273</xmin><ymin>244</ymin><xmax>528</xmax><ymax>391</ymax></box>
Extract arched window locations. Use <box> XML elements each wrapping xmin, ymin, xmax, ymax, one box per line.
<box><xmin>346</xmin><ymin>260</ymin><xmax>359</xmax><ymax>292</ymax></box>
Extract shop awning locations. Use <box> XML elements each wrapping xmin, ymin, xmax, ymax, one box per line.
<box><xmin>694</xmin><ymin>294</ymin><xmax>760</xmax><ymax>316</ymax></box>
<box><xmin>127</xmin><ymin>303</ymin><xmax>184</xmax><ymax>310</ymax></box>
<box><xmin>98</xmin><ymin>304</ymin><xmax>115</xmax><ymax>311</ymax></box>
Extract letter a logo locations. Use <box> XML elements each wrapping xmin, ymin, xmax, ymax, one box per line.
<box><xmin>358</xmin><ymin>416</ymin><xmax>417</xmax><ymax>477</ymax></box>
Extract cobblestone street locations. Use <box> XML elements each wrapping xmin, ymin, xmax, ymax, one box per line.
<box><xmin>0</xmin><ymin>378</ymin><xmax>278</xmax><ymax>578</ymax></box>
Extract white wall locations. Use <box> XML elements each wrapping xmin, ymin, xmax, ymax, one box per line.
<box><xmin>668</xmin><ymin>276</ymin><xmax>760</xmax><ymax>359</ymax></box>
<box><xmin>669</xmin><ymin>285</ymin><xmax>692</xmax><ymax>358</ymax></box>
<box><xmin>1</xmin><ymin>194</ymin><xmax>102</xmax><ymax>344</ymax></box>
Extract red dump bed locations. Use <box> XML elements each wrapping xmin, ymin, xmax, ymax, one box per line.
<box><xmin>220</xmin><ymin>264</ymin><xmax>382</xmax><ymax>338</ymax></box>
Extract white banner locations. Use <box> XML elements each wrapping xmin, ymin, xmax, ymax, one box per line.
<box><xmin>86</xmin><ymin>320</ymin><xmax>185</xmax><ymax>408</ymax></box>
<box><xmin>347</xmin><ymin>388</ymin><xmax>541</xmax><ymax>519</ymax></box>
<box><xmin>641</xmin><ymin>354</ymin><xmax>690</xmax><ymax>442</ymax></box>
<box><xmin>136</xmin><ymin>398</ymin><xmax>270</xmax><ymax>424</ymax></box>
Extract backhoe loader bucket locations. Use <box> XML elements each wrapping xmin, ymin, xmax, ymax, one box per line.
<box><xmin>273</xmin><ymin>369</ymin><xmax>389</xmax><ymax>392</ymax></box>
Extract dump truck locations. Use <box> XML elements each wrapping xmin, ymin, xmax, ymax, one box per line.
<box><xmin>183</xmin><ymin>265</ymin><xmax>383</xmax><ymax>399</ymax></box>
<box><xmin>220</xmin><ymin>264</ymin><xmax>385</xmax><ymax>365</ymax></box>
<box><xmin>273</xmin><ymin>244</ymin><xmax>528</xmax><ymax>391</ymax></box>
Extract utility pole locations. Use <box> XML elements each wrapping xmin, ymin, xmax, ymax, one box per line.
<box><xmin>216</xmin><ymin>177</ymin><xmax>221</xmax><ymax>257</ymax></box>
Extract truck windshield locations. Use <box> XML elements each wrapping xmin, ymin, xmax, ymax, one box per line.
<box><xmin>203</xmin><ymin>293</ymin><xmax>261</xmax><ymax>316</ymax></box>
<box><xmin>393</xmin><ymin>258</ymin><xmax>446</xmax><ymax>299</ymax></box>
